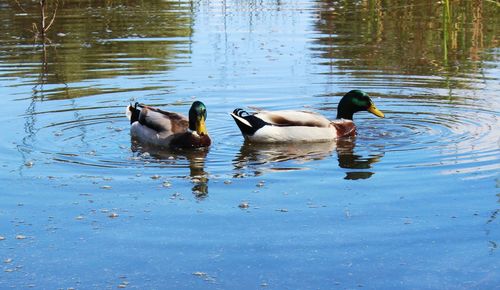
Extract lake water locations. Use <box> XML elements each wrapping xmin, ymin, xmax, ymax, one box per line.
<box><xmin>1</xmin><ymin>0</ymin><xmax>499</xmax><ymax>289</ymax></box>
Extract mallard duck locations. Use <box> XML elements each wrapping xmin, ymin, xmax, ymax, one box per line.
<box><xmin>230</xmin><ymin>90</ymin><xmax>384</xmax><ymax>143</ymax></box>
<box><xmin>126</xmin><ymin>101</ymin><xmax>211</xmax><ymax>149</ymax></box>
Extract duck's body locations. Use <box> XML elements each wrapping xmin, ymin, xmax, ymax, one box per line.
<box><xmin>231</xmin><ymin>109</ymin><xmax>355</xmax><ymax>143</ymax></box>
<box><xmin>230</xmin><ymin>90</ymin><xmax>384</xmax><ymax>143</ymax></box>
<box><xmin>126</xmin><ymin>101</ymin><xmax>211</xmax><ymax>149</ymax></box>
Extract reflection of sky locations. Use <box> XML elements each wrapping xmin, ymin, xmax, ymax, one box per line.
<box><xmin>177</xmin><ymin>1</ymin><xmax>319</xmax><ymax>108</ymax></box>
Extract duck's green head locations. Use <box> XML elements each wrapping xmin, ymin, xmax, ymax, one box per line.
<box><xmin>336</xmin><ymin>90</ymin><xmax>385</xmax><ymax>120</ymax></box>
<box><xmin>189</xmin><ymin>101</ymin><xmax>208</xmax><ymax>136</ymax></box>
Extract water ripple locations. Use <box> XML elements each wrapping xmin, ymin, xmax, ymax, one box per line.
<box><xmin>357</xmin><ymin>97</ymin><xmax>499</xmax><ymax>178</ymax></box>
<box><xmin>12</xmin><ymin>92</ymin><xmax>498</xmax><ymax>182</ymax></box>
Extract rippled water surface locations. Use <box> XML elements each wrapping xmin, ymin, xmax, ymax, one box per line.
<box><xmin>1</xmin><ymin>1</ymin><xmax>499</xmax><ymax>289</ymax></box>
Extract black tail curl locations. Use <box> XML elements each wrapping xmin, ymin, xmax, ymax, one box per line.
<box><xmin>231</xmin><ymin>108</ymin><xmax>269</xmax><ymax>136</ymax></box>
<box><xmin>233</xmin><ymin>108</ymin><xmax>250</xmax><ymax>117</ymax></box>
<box><xmin>128</xmin><ymin>102</ymin><xmax>141</xmax><ymax>124</ymax></box>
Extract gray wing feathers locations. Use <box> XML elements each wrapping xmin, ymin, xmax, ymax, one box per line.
<box><xmin>254</xmin><ymin>110</ymin><xmax>332</xmax><ymax>127</ymax></box>
<box><xmin>139</xmin><ymin>106</ymin><xmax>189</xmax><ymax>134</ymax></box>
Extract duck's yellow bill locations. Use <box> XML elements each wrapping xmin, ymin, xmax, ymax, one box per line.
<box><xmin>368</xmin><ymin>104</ymin><xmax>385</xmax><ymax>118</ymax></box>
<box><xmin>196</xmin><ymin>118</ymin><xmax>208</xmax><ymax>135</ymax></box>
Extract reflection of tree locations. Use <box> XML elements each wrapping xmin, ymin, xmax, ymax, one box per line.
<box><xmin>131</xmin><ymin>141</ymin><xmax>210</xmax><ymax>200</ymax></box>
<box><xmin>2</xmin><ymin>0</ymin><xmax>194</xmax><ymax>99</ymax></box>
<box><xmin>312</xmin><ymin>0</ymin><xmax>498</xmax><ymax>86</ymax></box>
<box><xmin>233</xmin><ymin>138</ymin><xmax>382</xmax><ymax>180</ymax></box>
<box><xmin>6</xmin><ymin>1</ymin><xmax>196</xmax><ymax>171</ymax></box>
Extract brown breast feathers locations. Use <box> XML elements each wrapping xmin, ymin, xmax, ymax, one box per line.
<box><xmin>332</xmin><ymin>121</ymin><xmax>356</xmax><ymax>138</ymax></box>
<box><xmin>170</xmin><ymin>133</ymin><xmax>211</xmax><ymax>149</ymax></box>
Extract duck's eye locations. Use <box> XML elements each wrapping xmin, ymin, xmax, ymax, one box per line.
<box><xmin>198</xmin><ymin>108</ymin><xmax>207</xmax><ymax>119</ymax></box>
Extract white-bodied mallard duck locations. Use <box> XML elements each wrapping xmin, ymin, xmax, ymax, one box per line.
<box><xmin>126</xmin><ymin>101</ymin><xmax>211</xmax><ymax>149</ymax></box>
<box><xmin>230</xmin><ymin>90</ymin><xmax>384</xmax><ymax>143</ymax></box>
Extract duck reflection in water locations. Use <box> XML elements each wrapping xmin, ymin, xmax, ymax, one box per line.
<box><xmin>233</xmin><ymin>138</ymin><xmax>383</xmax><ymax>180</ymax></box>
<box><xmin>335</xmin><ymin>138</ymin><xmax>383</xmax><ymax>180</ymax></box>
<box><xmin>131</xmin><ymin>140</ymin><xmax>209</xmax><ymax>199</ymax></box>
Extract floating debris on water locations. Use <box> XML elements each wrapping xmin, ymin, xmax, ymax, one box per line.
<box><xmin>100</xmin><ymin>185</ymin><xmax>112</xmax><ymax>190</ymax></box>
<box><xmin>4</xmin><ymin>258</ymin><xmax>13</xmax><ymax>263</ymax></box>
<box><xmin>0</xmin><ymin>236</ymin><xmax>5</xmax><ymax>241</ymax></box>
<box><xmin>238</xmin><ymin>202</ymin><xmax>250</xmax><ymax>209</ymax></box>
<box><xmin>344</xmin><ymin>208</ymin><xmax>351</xmax><ymax>218</ymax></box>
<box><xmin>15</xmin><ymin>235</ymin><xmax>26</xmax><ymax>240</ymax></box>
<box><xmin>75</xmin><ymin>215</ymin><xmax>84</xmax><ymax>220</ymax></box>
<box><xmin>276</xmin><ymin>208</ymin><xmax>288</xmax><ymax>212</ymax></box>
<box><xmin>24</xmin><ymin>161</ymin><xmax>34</xmax><ymax>168</ymax></box>
<box><xmin>108</xmin><ymin>213</ymin><xmax>119</xmax><ymax>218</ymax></box>
<box><xmin>224</xmin><ymin>180</ymin><xmax>232</xmax><ymax>185</ymax></box>
<box><xmin>256</xmin><ymin>181</ymin><xmax>265</xmax><ymax>187</ymax></box>
<box><xmin>192</xmin><ymin>271</ymin><xmax>216</xmax><ymax>283</ymax></box>
<box><xmin>192</xmin><ymin>271</ymin><xmax>215</xmax><ymax>282</ymax></box>
<box><xmin>151</xmin><ymin>175</ymin><xmax>161</xmax><ymax>180</ymax></box>
<box><xmin>162</xmin><ymin>181</ymin><xmax>172</xmax><ymax>188</ymax></box>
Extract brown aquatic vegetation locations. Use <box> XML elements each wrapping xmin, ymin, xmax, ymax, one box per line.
<box><xmin>13</xmin><ymin>0</ymin><xmax>59</xmax><ymax>42</ymax></box>
<box><xmin>34</xmin><ymin>0</ymin><xmax>59</xmax><ymax>40</ymax></box>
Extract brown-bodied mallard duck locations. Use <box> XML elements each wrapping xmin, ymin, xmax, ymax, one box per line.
<box><xmin>230</xmin><ymin>90</ymin><xmax>384</xmax><ymax>143</ymax></box>
<box><xmin>126</xmin><ymin>101</ymin><xmax>211</xmax><ymax>149</ymax></box>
